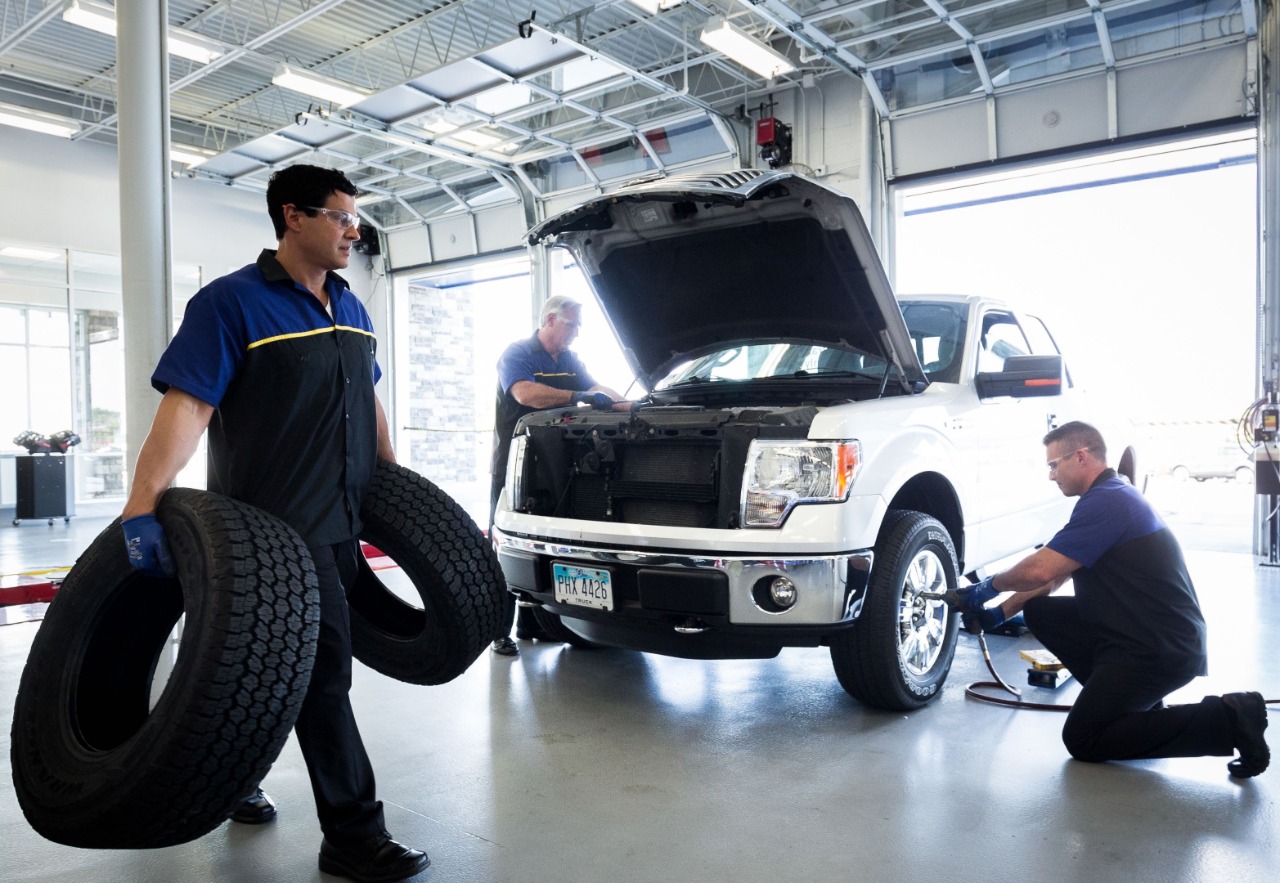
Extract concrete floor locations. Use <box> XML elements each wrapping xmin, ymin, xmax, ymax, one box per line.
<box><xmin>1</xmin><ymin>482</ymin><xmax>1276</xmax><ymax>883</ymax></box>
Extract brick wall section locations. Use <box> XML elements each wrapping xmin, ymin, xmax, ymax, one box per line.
<box><xmin>406</xmin><ymin>284</ymin><xmax>477</xmax><ymax>483</ymax></box>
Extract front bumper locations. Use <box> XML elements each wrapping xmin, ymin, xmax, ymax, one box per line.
<box><xmin>491</xmin><ymin>528</ymin><xmax>873</xmax><ymax>656</ymax></box>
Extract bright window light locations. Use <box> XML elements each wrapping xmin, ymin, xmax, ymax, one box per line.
<box><xmin>699</xmin><ymin>15</ymin><xmax>796</xmax><ymax>80</ymax></box>
<box><xmin>272</xmin><ymin>63</ymin><xmax>369</xmax><ymax>108</ymax></box>
<box><xmin>0</xmin><ymin>103</ymin><xmax>80</xmax><ymax>138</ymax></box>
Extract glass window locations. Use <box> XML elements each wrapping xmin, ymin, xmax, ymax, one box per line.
<box><xmin>1</xmin><ymin>240</ymin><xmax>200</xmax><ymax>501</ymax></box>
<box><xmin>27</xmin><ymin>346</ymin><xmax>72</xmax><ymax>429</ymax></box>
<box><xmin>902</xmin><ymin>301</ymin><xmax>967</xmax><ymax>382</ymax></box>
<box><xmin>28</xmin><ymin>309</ymin><xmax>69</xmax><ymax>347</ymax></box>
<box><xmin>0</xmin><ymin>344</ymin><xmax>30</xmax><ymax>443</ymax></box>
<box><xmin>0</xmin><ymin>305</ymin><xmax>23</xmax><ymax>344</ymax></box>
<box><xmin>978</xmin><ymin>313</ymin><xmax>1030</xmax><ymax>372</ymax></box>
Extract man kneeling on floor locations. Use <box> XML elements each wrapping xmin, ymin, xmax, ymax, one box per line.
<box><xmin>953</xmin><ymin>421</ymin><xmax>1269</xmax><ymax>778</ymax></box>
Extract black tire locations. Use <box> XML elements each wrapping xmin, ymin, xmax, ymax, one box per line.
<box><xmin>830</xmin><ymin>510</ymin><xmax>960</xmax><ymax>711</ymax></box>
<box><xmin>349</xmin><ymin>461</ymin><xmax>508</xmax><ymax>685</ymax></box>
<box><xmin>1117</xmin><ymin>446</ymin><xmax>1139</xmax><ymax>488</ymax></box>
<box><xmin>10</xmin><ymin>489</ymin><xmax>319</xmax><ymax>849</ymax></box>
<box><xmin>531</xmin><ymin>606</ymin><xmax>601</xmax><ymax>648</ymax></box>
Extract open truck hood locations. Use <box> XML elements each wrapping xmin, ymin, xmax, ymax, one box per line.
<box><xmin>528</xmin><ymin>169</ymin><xmax>927</xmax><ymax>390</ymax></box>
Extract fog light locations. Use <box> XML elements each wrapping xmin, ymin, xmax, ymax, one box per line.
<box><xmin>769</xmin><ymin>577</ymin><xmax>797</xmax><ymax>608</ymax></box>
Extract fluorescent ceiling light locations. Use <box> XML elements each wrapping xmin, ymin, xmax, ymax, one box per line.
<box><xmin>0</xmin><ymin>103</ymin><xmax>80</xmax><ymax>138</ymax></box>
<box><xmin>167</xmin><ymin>31</ymin><xmax>225</xmax><ymax>64</ymax></box>
<box><xmin>170</xmin><ymin>145</ymin><xmax>217</xmax><ymax>167</ymax></box>
<box><xmin>63</xmin><ymin>1</ymin><xmax>225</xmax><ymax>63</ymax></box>
<box><xmin>627</xmin><ymin>0</ymin><xmax>685</xmax><ymax>14</ymax></box>
<box><xmin>700</xmin><ymin>16</ymin><xmax>796</xmax><ymax>80</ymax></box>
<box><xmin>62</xmin><ymin>0</ymin><xmax>116</xmax><ymax>37</ymax></box>
<box><xmin>1</xmin><ymin>245</ymin><xmax>63</xmax><ymax>262</ymax></box>
<box><xmin>272</xmin><ymin>63</ymin><xmax>369</xmax><ymax>107</ymax></box>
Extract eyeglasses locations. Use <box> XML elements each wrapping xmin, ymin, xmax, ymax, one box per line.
<box><xmin>1047</xmin><ymin>447</ymin><xmax>1090</xmax><ymax>473</ymax></box>
<box><xmin>298</xmin><ymin>205</ymin><xmax>360</xmax><ymax>230</ymax></box>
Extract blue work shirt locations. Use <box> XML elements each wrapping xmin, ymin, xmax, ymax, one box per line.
<box><xmin>1047</xmin><ymin>470</ymin><xmax>1208</xmax><ymax>675</ymax></box>
<box><xmin>153</xmin><ymin>249</ymin><xmax>382</xmax><ymax>546</ymax></box>
<box><xmin>490</xmin><ymin>334</ymin><xmax>596</xmax><ymax>479</ymax></box>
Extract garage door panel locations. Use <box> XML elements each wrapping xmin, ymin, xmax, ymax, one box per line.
<box><xmin>997</xmin><ymin>78</ymin><xmax>1110</xmax><ymax>157</ymax></box>
<box><xmin>891</xmin><ymin>103</ymin><xmax>989</xmax><ymax>178</ymax></box>
<box><xmin>1118</xmin><ymin>45</ymin><xmax>1249</xmax><ymax>137</ymax></box>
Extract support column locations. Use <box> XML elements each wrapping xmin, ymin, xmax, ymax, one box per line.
<box><xmin>1255</xmin><ymin>0</ymin><xmax>1278</xmax><ymax>558</ymax></box>
<box><xmin>116</xmin><ymin>1</ymin><xmax>174</xmax><ymax>491</ymax></box>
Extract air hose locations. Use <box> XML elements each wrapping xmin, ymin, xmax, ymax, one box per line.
<box><xmin>962</xmin><ymin>629</ymin><xmax>1279</xmax><ymax>713</ymax></box>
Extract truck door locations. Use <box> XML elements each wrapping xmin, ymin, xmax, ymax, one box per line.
<box><xmin>971</xmin><ymin>310</ymin><xmax>1066</xmax><ymax>559</ymax></box>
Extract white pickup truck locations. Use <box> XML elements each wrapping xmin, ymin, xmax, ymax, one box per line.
<box><xmin>491</xmin><ymin>170</ymin><xmax>1137</xmax><ymax>710</ymax></box>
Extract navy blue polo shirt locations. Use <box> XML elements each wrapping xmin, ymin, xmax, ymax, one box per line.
<box><xmin>153</xmin><ymin>249</ymin><xmax>382</xmax><ymax>546</ymax></box>
<box><xmin>490</xmin><ymin>334</ymin><xmax>596</xmax><ymax>478</ymax></box>
<box><xmin>1047</xmin><ymin>470</ymin><xmax>1208</xmax><ymax>675</ymax></box>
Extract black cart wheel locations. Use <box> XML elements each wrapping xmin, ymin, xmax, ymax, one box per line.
<box><xmin>10</xmin><ymin>488</ymin><xmax>319</xmax><ymax>849</ymax></box>
<box><xmin>348</xmin><ymin>461</ymin><xmax>508</xmax><ymax>685</ymax></box>
<box><xmin>830</xmin><ymin>510</ymin><xmax>960</xmax><ymax>711</ymax></box>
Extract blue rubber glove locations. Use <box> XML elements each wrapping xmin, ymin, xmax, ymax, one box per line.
<box><xmin>955</xmin><ymin>575</ymin><xmax>998</xmax><ymax>613</ymax></box>
<box><xmin>122</xmin><ymin>514</ymin><xmax>176</xmax><ymax>578</ymax></box>
<box><xmin>572</xmin><ymin>391</ymin><xmax>614</xmax><ymax>410</ymax></box>
<box><xmin>962</xmin><ymin>605</ymin><xmax>1007</xmax><ymax>634</ymax></box>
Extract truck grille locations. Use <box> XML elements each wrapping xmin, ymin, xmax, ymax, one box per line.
<box><xmin>554</xmin><ymin>441</ymin><xmax>721</xmax><ymax>528</ymax></box>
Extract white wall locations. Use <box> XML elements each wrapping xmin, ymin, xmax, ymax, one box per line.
<box><xmin>0</xmin><ymin>126</ymin><xmax>387</xmax><ymax>361</ymax></box>
<box><xmin>0</xmin><ymin>128</ymin><xmax>392</xmax><ymax>473</ymax></box>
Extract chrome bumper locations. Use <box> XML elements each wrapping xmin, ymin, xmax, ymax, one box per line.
<box><xmin>491</xmin><ymin>528</ymin><xmax>873</xmax><ymax>626</ymax></box>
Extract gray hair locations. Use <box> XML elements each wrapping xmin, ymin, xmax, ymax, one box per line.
<box><xmin>541</xmin><ymin>294</ymin><xmax>582</xmax><ymax>325</ymax></box>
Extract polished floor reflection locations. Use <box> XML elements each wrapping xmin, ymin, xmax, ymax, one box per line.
<box><xmin>1</xmin><ymin>512</ymin><xmax>1276</xmax><ymax>883</ymax></box>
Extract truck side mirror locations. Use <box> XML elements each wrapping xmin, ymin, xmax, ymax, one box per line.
<box><xmin>976</xmin><ymin>354</ymin><xmax>1064</xmax><ymax>399</ymax></box>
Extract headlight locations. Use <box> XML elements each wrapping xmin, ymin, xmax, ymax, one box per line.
<box><xmin>505</xmin><ymin>435</ymin><xmax>528</xmax><ymax>512</ymax></box>
<box><xmin>741</xmin><ymin>440</ymin><xmax>861</xmax><ymax>528</ymax></box>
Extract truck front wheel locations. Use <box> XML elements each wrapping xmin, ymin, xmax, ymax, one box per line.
<box><xmin>830</xmin><ymin>510</ymin><xmax>960</xmax><ymax>710</ymax></box>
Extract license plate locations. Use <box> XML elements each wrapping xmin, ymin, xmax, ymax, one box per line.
<box><xmin>552</xmin><ymin>562</ymin><xmax>614</xmax><ymax>611</ymax></box>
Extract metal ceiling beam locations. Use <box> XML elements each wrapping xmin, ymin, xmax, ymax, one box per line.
<box><xmin>74</xmin><ymin>0</ymin><xmax>353</xmax><ymax>140</ymax></box>
<box><xmin>736</xmin><ymin>0</ymin><xmax>891</xmax><ymax>116</ymax></box>
<box><xmin>0</xmin><ymin>0</ymin><xmax>66</xmax><ymax>56</ymax></box>
<box><xmin>921</xmin><ymin>0</ymin><xmax>996</xmax><ymax>94</ymax></box>
<box><xmin>856</xmin><ymin>0</ymin><xmax>1160</xmax><ymax>73</ymax></box>
<box><xmin>529</xmin><ymin>20</ymin><xmax>724</xmax><ymax>118</ymax></box>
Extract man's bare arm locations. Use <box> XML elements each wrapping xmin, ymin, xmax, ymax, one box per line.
<box><xmin>995</xmin><ymin>546</ymin><xmax>1080</xmax><ymax>593</ymax></box>
<box><xmin>121</xmin><ymin>388</ymin><xmax>215</xmax><ymax>519</ymax></box>
<box><xmin>375</xmin><ymin>396</ymin><xmax>396</xmax><ymax>464</ymax></box>
<box><xmin>509</xmin><ymin>380</ymin><xmax>577</xmax><ymax>409</ymax></box>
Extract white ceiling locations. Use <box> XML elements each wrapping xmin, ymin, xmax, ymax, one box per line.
<box><xmin>0</xmin><ymin>0</ymin><xmax>1257</xmax><ymax>231</ymax></box>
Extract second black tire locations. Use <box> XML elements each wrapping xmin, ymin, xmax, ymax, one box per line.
<box><xmin>349</xmin><ymin>461</ymin><xmax>508</xmax><ymax>684</ymax></box>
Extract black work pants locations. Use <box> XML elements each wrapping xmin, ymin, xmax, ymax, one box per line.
<box><xmin>1022</xmin><ymin>595</ymin><xmax>1235</xmax><ymax>763</ymax></box>
<box><xmin>293</xmin><ymin>539</ymin><xmax>385</xmax><ymax>845</ymax></box>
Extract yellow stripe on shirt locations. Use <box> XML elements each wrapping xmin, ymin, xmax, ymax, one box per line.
<box><xmin>247</xmin><ymin>324</ymin><xmax>376</xmax><ymax>351</ymax></box>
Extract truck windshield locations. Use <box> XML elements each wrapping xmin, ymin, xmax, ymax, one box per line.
<box><xmin>656</xmin><ymin>301</ymin><xmax>968</xmax><ymax>389</ymax></box>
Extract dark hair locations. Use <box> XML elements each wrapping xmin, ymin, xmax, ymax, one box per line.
<box><xmin>1043</xmin><ymin>420</ymin><xmax>1107</xmax><ymax>461</ymax></box>
<box><xmin>265</xmin><ymin>164</ymin><xmax>358</xmax><ymax>238</ymax></box>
